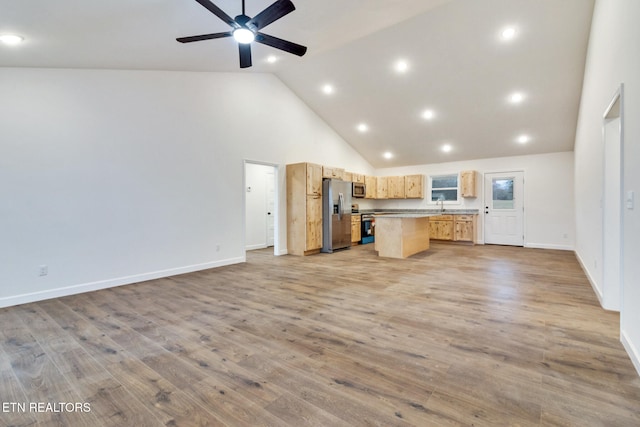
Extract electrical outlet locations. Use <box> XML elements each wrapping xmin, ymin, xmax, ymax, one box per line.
<box><xmin>562</xmin><ymin>233</ymin><xmax>568</xmax><ymax>239</ymax></box>
<box><xmin>216</xmin><ymin>245</ymin><xmax>221</xmax><ymax>252</ymax></box>
<box><xmin>39</xmin><ymin>265</ymin><xmax>48</xmax><ymax>276</ymax></box>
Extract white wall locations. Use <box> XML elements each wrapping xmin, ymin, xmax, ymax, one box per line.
<box><xmin>375</xmin><ymin>152</ymin><xmax>575</xmax><ymax>250</ymax></box>
<box><xmin>0</xmin><ymin>67</ymin><xmax>373</xmax><ymax>307</ymax></box>
<box><xmin>574</xmin><ymin>0</ymin><xmax>640</xmax><ymax>374</ymax></box>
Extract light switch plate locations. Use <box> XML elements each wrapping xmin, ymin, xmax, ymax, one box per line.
<box><xmin>627</xmin><ymin>190</ymin><xmax>634</xmax><ymax>209</ymax></box>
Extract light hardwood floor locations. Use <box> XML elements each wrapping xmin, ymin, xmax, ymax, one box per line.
<box><xmin>1</xmin><ymin>243</ymin><xmax>639</xmax><ymax>426</ymax></box>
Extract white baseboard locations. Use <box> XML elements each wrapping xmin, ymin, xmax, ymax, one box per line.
<box><xmin>575</xmin><ymin>250</ymin><xmax>605</xmax><ymax>308</ymax></box>
<box><xmin>525</xmin><ymin>242</ymin><xmax>574</xmax><ymax>251</ymax></box>
<box><xmin>0</xmin><ymin>256</ymin><xmax>245</xmax><ymax>309</ymax></box>
<box><xmin>621</xmin><ymin>329</ymin><xmax>640</xmax><ymax>377</ymax></box>
<box><xmin>245</xmin><ymin>243</ymin><xmax>268</xmax><ymax>251</ymax></box>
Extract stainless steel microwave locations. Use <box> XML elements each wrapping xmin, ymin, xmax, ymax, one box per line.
<box><xmin>352</xmin><ymin>182</ymin><xmax>366</xmax><ymax>198</ymax></box>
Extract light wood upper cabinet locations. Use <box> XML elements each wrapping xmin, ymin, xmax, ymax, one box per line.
<box><xmin>364</xmin><ymin>175</ymin><xmax>377</xmax><ymax>199</ymax></box>
<box><xmin>405</xmin><ymin>175</ymin><xmax>424</xmax><ymax>199</ymax></box>
<box><xmin>352</xmin><ymin>173</ymin><xmax>365</xmax><ymax>184</ymax></box>
<box><xmin>376</xmin><ymin>176</ymin><xmax>389</xmax><ymax>199</ymax></box>
<box><xmin>287</xmin><ymin>163</ymin><xmax>323</xmax><ymax>255</ymax></box>
<box><xmin>322</xmin><ymin>166</ymin><xmax>345</xmax><ymax>180</ymax></box>
<box><xmin>343</xmin><ymin>171</ymin><xmax>353</xmax><ymax>182</ymax></box>
<box><xmin>387</xmin><ymin>176</ymin><xmax>405</xmax><ymax>199</ymax></box>
<box><xmin>306</xmin><ymin>163</ymin><xmax>323</xmax><ymax>196</ymax></box>
<box><xmin>461</xmin><ymin>170</ymin><xmax>477</xmax><ymax>198</ymax></box>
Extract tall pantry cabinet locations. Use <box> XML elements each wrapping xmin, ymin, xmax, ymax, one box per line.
<box><xmin>286</xmin><ymin>163</ymin><xmax>323</xmax><ymax>256</ymax></box>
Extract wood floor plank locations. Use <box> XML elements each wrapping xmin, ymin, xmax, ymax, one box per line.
<box><xmin>1</xmin><ymin>243</ymin><xmax>639</xmax><ymax>425</ymax></box>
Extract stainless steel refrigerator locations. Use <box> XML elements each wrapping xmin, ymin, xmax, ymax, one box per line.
<box><xmin>321</xmin><ymin>178</ymin><xmax>352</xmax><ymax>253</ymax></box>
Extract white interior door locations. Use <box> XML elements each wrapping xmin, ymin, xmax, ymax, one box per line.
<box><xmin>245</xmin><ymin>163</ymin><xmax>276</xmax><ymax>251</ymax></box>
<box><xmin>602</xmin><ymin>95</ymin><xmax>622</xmax><ymax>311</ymax></box>
<box><xmin>484</xmin><ymin>172</ymin><xmax>524</xmax><ymax>246</ymax></box>
<box><xmin>266</xmin><ymin>170</ymin><xmax>275</xmax><ymax>247</ymax></box>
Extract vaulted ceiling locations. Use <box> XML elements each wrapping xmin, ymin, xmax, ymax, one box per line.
<box><xmin>0</xmin><ymin>0</ymin><xmax>594</xmax><ymax>167</ymax></box>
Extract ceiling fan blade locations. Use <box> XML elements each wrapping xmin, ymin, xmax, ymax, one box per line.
<box><xmin>194</xmin><ymin>0</ymin><xmax>239</xmax><ymax>28</ymax></box>
<box><xmin>176</xmin><ymin>31</ymin><xmax>232</xmax><ymax>43</ymax></box>
<box><xmin>239</xmin><ymin>43</ymin><xmax>252</xmax><ymax>68</ymax></box>
<box><xmin>247</xmin><ymin>0</ymin><xmax>295</xmax><ymax>30</ymax></box>
<box><xmin>255</xmin><ymin>33</ymin><xmax>307</xmax><ymax>57</ymax></box>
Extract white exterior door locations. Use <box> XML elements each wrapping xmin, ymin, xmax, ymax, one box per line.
<box><xmin>484</xmin><ymin>172</ymin><xmax>524</xmax><ymax>246</ymax></box>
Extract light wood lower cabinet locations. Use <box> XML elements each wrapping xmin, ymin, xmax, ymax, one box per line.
<box><xmin>351</xmin><ymin>215</ymin><xmax>361</xmax><ymax>244</ymax></box>
<box><xmin>429</xmin><ymin>214</ymin><xmax>477</xmax><ymax>243</ymax></box>
<box><xmin>306</xmin><ymin>195</ymin><xmax>323</xmax><ymax>250</ymax></box>
<box><xmin>429</xmin><ymin>215</ymin><xmax>454</xmax><ymax>240</ymax></box>
<box><xmin>454</xmin><ymin>215</ymin><xmax>476</xmax><ymax>242</ymax></box>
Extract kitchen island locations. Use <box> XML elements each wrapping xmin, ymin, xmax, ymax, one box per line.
<box><xmin>373</xmin><ymin>213</ymin><xmax>431</xmax><ymax>259</ymax></box>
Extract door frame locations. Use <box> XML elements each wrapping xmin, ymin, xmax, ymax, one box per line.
<box><xmin>243</xmin><ymin>160</ymin><xmax>280</xmax><ymax>256</ymax></box>
<box><xmin>482</xmin><ymin>170</ymin><xmax>525</xmax><ymax>246</ymax></box>
<box><xmin>600</xmin><ymin>84</ymin><xmax>624</xmax><ymax>311</ymax></box>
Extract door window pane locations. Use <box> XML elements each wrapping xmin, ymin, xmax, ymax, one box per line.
<box><xmin>492</xmin><ymin>178</ymin><xmax>514</xmax><ymax>209</ymax></box>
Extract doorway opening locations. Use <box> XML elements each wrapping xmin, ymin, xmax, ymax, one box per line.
<box><xmin>244</xmin><ymin>161</ymin><xmax>279</xmax><ymax>255</ymax></box>
<box><xmin>483</xmin><ymin>171</ymin><xmax>525</xmax><ymax>246</ymax></box>
<box><xmin>601</xmin><ymin>85</ymin><xmax>624</xmax><ymax>311</ymax></box>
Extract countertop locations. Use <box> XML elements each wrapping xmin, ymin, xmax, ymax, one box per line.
<box><xmin>373</xmin><ymin>213</ymin><xmax>435</xmax><ymax>218</ymax></box>
<box><xmin>362</xmin><ymin>209</ymin><xmax>479</xmax><ymax>216</ymax></box>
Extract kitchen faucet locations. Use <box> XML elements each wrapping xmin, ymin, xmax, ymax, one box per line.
<box><xmin>438</xmin><ymin>195</ymin><xmax>445</xmax><ymax>212</ymax></box>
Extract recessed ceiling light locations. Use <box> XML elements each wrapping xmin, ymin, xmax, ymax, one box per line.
<box><xmin>357</xmin><ymin>123</ymin><xmax>369</xmax><ymax>133</ymax></box>
<box><xmin>394</xmin><ymin>60</ymin><xmax>409</xmax><ymax>73</ymax></box>
<box><xmin>0</xmin><ymin>34</ymin><xmax>24</xmax><ymax>45</ymax></box>
<box><xmin>383</xmin><ymin>151</ymin><xmax>393</xmax><ymax>159</ymax></box>
<box><xmin>322</xmin><ymin>84</ymin><xmax>334</xmax><ymax>95</ymax></box>
<box><xmin>422</xmin><ymin>109</ymin><xmax>435</xmax><ymax>120</ymax></box>
<box><xmin>516</xmin><ymin>134</ymin><xmax>530</xmax><ymax>144</ymax></box>
<box><xmin>266</xmin><ymin>55</ymin><xmax>278</xmax><ymax>63</ymax></box>
<box><xmin>500</xmin><ymin>26</ymin><xmax>517</xmax><ymax>41</ymax></box>
<box><xmin>509</xmin><ymin>92</ymin><xmax>525</xmax><ymax>104</ymax></box>
<box><xmin>441</xmin><ymin>144</ymin><xmax>452</xmax><ymax>153</ymax></box>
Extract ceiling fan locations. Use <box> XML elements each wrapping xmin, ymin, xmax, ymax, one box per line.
<box><xmin>177</xmin><ymin>0</ymin><xmax>307</xmax><ymax>68</ymax></box>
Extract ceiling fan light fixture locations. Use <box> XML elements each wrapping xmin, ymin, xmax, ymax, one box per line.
<box><xmin>233</xmin><ymin>28</ymin><xmax>255</xmax><ymax>44</ymax></box>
